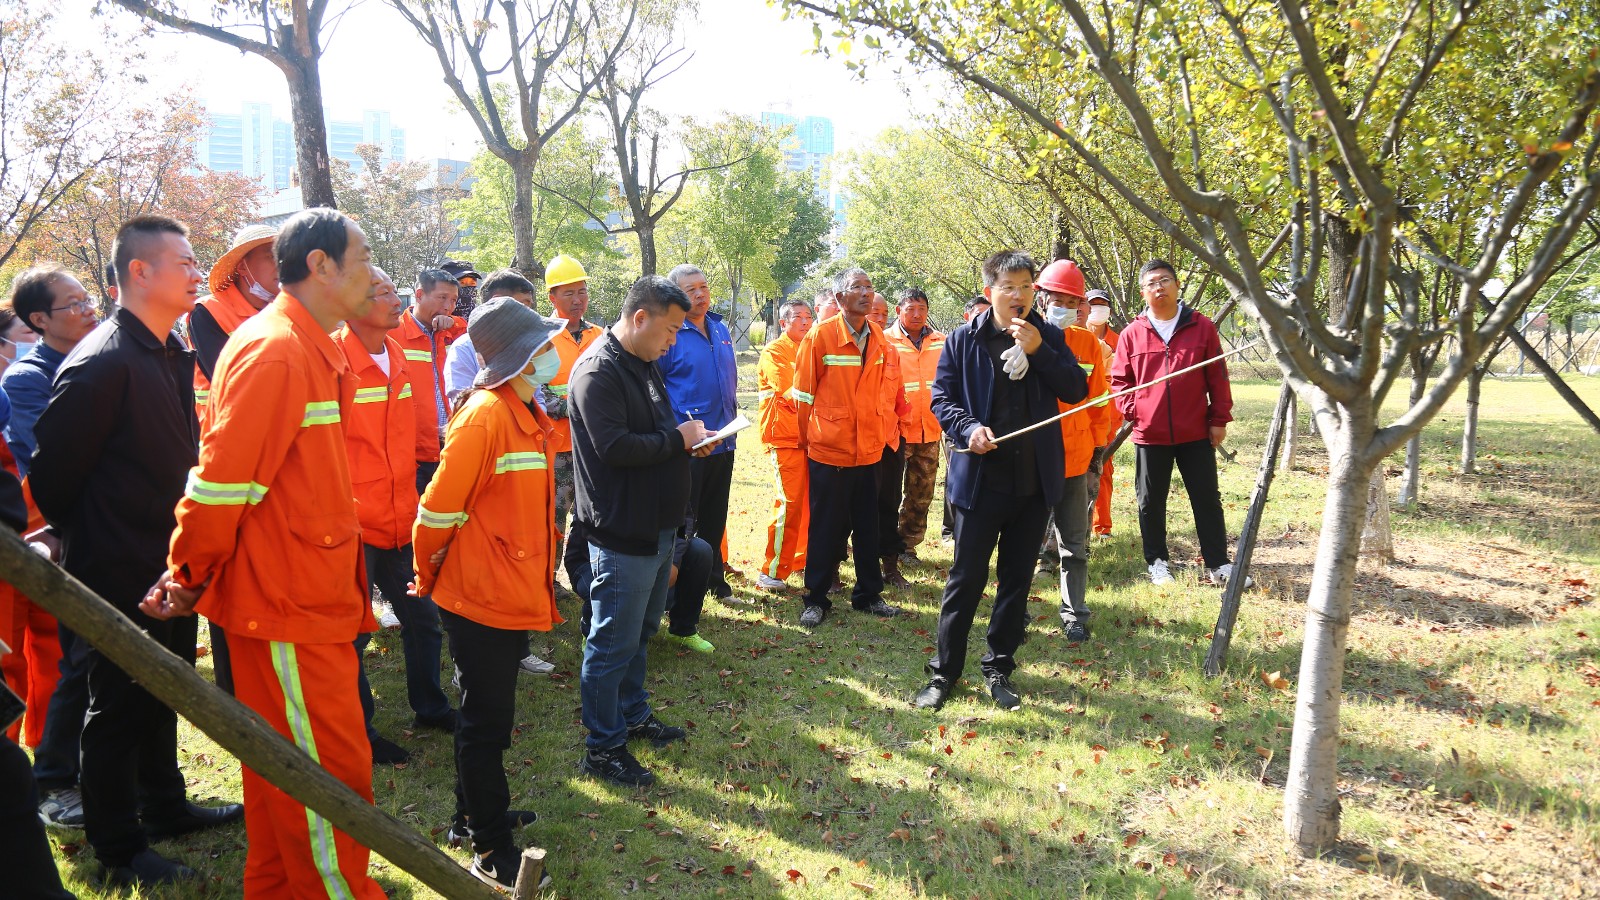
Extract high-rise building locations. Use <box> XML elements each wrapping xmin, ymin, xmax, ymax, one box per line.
<box><xmin>760</xmin><ymin>112</ymin><xmax>835</xmax><ymax>193</ymax></box>
<box><xmin>196</xmin><ymin>101</ymin><xmax>408</xmax><ymax>189</ymax></box>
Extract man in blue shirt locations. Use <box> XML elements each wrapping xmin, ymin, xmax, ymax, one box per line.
<box><xmin>660</xmin><ymin>264</ymin><xmax>741</xmax><ymax>599</ymax></box>
<box><xmin>2</xmin><ymin>267</ymin><xmax>100</xmax><ymax>477</ymax></box>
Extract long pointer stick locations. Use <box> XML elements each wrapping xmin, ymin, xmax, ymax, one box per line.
<box><xmin>955</xmin><ymin>341</ymin><xmax>1262</xmax><ymax>453</ymax></box>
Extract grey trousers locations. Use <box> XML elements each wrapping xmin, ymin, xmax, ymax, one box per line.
<box><xmin>1051</xmin><ymin>471</ymin><xmax>1092</xmax><ymax>627</ymax></box>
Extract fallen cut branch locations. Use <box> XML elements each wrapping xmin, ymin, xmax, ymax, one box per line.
<box><xmin>0</xmin><ymin>529</ymin><xmax>496</xmax><ymax>899</ymax></box>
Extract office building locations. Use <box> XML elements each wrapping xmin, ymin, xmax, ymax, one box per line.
<box><xmin>197</xmin><ymin>101</ymin><xmax>408</xmax><ymax>190</ymax></box>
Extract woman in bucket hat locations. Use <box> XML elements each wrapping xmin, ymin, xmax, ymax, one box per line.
<box><xmin>409</xmin><ymin>298</ymin><xmax>568</xmax><ymax>892</ymax></box>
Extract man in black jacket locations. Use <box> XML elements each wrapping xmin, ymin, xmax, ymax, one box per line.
<box><xmin>570</xmin><ymin>275</ymin><xmax>717</xmax><ymax>788</ymax></box>
<box><xmin>31</xmin><ymin>216</ymin><xmax>242</xmax><ymax>888</ymax></box>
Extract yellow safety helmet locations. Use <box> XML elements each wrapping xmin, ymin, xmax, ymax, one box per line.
<box><xmin>545</xmin><ymin>254</ymin><xmax>588</xmax><ymax>290</ymax></box>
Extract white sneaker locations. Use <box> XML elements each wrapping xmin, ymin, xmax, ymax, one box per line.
<box><xmin>1148</xmin><ymin>559</ymin><xmax>1174</xmax><ymax>586</ymax></box>
<box><xmin>755</xmin><ymin>573</ymin><xmax>788</xmax><ymax>591</ymax></box>
<box><xmin>1208</xmin><ymin>563</ymin><xmax>1255</xmax><ymax>589</ymax></box>
<box><xmin>376</xmin><ymin>602</ymin><xmax>400</xmax><ymax>630</ymax></box>
<box><xmin>518</xmin><ymin>654</ymin><xmax>555</xmax><ymax>676</ymax></box>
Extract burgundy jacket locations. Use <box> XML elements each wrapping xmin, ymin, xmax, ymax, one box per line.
<box><xmin>1110</xmin><ymin>305</ymin><xmax>1233</xmax><ymax>446</ymax></box>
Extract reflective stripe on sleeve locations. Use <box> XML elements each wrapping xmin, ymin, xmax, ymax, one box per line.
<box><xmin>791</xmin><ymin>389</ymin><xmax>815</xmax><ymax>404</ymax></box>
<box><xmin>821</xmin><ymin>355</ymin><xmax>862</xmax><ymax>367</ymax></box>
<box><xmin>184</xmin><ymin>471</ymin><xmax>268</xmax><ymax>506</ymax></box>
<box><xmin>403</xmin><ymin>349</ymin><xmax>432</xmax><ymax>363</ymax></box>
<box><xmin>300</xmin><ymin>401</ymin><xmax>341</xmax><ymax>427</ymax></box>
<box><xmin>194</xmin><ymin>388</ymin><xmax>210</xmax><ymax>404</ymax></box>
<box><xmin>417</xmin><ymin>505</ymin><xmax>468</xmax><ymax>529</ymax></box>
<box><xmin>493</xmin><ymin>451</ymin><xmax>548</xmax><ymax>474</ymax></box>
<box><xmin>757</xmin><ymin>389</ymin><xmax>775</xmax><ymax>402</ymax></box>
<box><xmin>397</xmin><ymin>385</ymin><xmax>413</xmax><ymax>400</ymax></box>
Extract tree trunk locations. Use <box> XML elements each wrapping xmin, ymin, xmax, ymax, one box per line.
<box><xmin>1323</xmin><ymin>213</ymin><xmax>1357</xmax><ymax>325</ymax></box>
<box><xmin>1283</xmin><ymin>427</ymin><xmax>1374</xmax><ymax>853</ymax></box>
<box><xmin>509</xmin><ymin>158</ymin><xmax>539</xmax><ymax>278</ymax></box>
<box><xmin>1280</xmin><ymin>391</ymin><xmax>1298</xmax><ymax>474</ymax></box>
<box><xmin>1396</xmin><ymin>368</ymin><xmax>1425</xmax><ymax>507</ymax></box>
<box><xmin>1461</xmin><ymin>364</ymin><xmax>1484</xmax><ymax>474</ymax></box>
<box><xmin>1050</xmin><ymin>206</ymin><xmax>1071</xmax><ymax>262</ymax></box>
<box><xmin>637</xmin><ymin>220</ymin><xmax>658</xmax><ymax>276</ymax></box>
<box><xmin>1361</xmin><ymin>465</ymin><xmax>1394</xmax><ymax>564</ymax></box>
<box><xmin>285</xmin><ymin>57</ymin><xmax>336</xmax><ymax>209</ymax></box>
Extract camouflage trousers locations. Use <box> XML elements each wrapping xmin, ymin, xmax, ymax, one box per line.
<box><xmin>897</xmin><ymin>440</ymin><xmax>941</xmax><ymax>549</ymax></box>
<box><xmin>553</xmin><ymin>450</ymin><xmax>575</xmax><ymax>538</ymax></box>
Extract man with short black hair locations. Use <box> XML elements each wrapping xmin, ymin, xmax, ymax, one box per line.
<box><xmin>913</xmin><ymin>250</ymin><xmax>1087</xmax><ymax>712</ymax></box>
<box><xmin>33</xmin><ymin>215</ymin><xmax>243</xmax><ymax>887</ymax></box>
<box><xmin>885</xmin><ymin>288</ymin><xmax>946</xmax><ymax>565</ymax></box>
<box><xmin>145</xmin><ymin>208</ymin><xmax>387</xmax><ymax>899</ymax></box>
<box><xmin>1112</xmin><ymin>260</ymin><xmax>1240</xmax><ymax>587</ymax></box>
<box><xmin>570</xmin><ymin>275</ymin><xmax>714</xmax><ymax>788</ymax></box>
<box><xmin>393</xmin><ymin>267</ymin><xmax>466</xmax><ymax>494</ymax></box>
<box><xmin>755</xmin><ymin>299</ymin><xmax>813</xmax><ymax>591</ymax></box>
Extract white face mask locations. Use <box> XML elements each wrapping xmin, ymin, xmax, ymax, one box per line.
<box><xmin>239</xmin><ymin>266</ymin><xmax>274</xmax><ymax>304</ymax></box>
<box><xmin>1086</xmin><ymin>305</ymin><xmax>1112</xmax><ymax>325</ymax></box>
<box><xmin>1045</xmin><ymin>306</ymin><xmax>1078</xmax><ymax>328</ymax></box>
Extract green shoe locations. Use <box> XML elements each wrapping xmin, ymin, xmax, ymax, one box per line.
<box><xmin>663</xmin><ymin>632</ymin><xmax>715</xmax><ymax>654</ymax></box>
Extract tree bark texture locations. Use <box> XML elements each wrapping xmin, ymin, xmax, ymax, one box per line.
<box><xmin>0</xmin><ymin>530</ymin><xmax>497</xmax><ymax>899</ymax></box>
<box><xmin>1361</xmin><ymin>465</ymin><xmax>1394</xmax><ymax>565</ymax></box>
<box><xmin>509</xmin><ymin>156</ymin><xmax>539</xmax><ymax>278</ymax></box>
<box><xmin>1205</xmin><ymin>381</ymin><xmax>1292</xmax><ymax>676</ymax></box>
<box><xmin>1461</xmin><ymin>365</ymin><xmax>1484</xmax><ymax>474</ymax></box>
<box><xmin>1397</xmin><ymin>370</ymin><xmax>1426</xmax><ymax>507</ymax></box>
<box><xmin>1280</xmin><ymin>391</ymin><xmax>1298</xmax><ymax>474</ymax></box>
<box><xmin>637</xmin><ymin>221</ymin><xmax>658</xmax><ymax>276</ymax></box>
<box><xmin>286</xmin><ymin>58</ymin><xmax>336</xmax><ymax>209</ymax></box>
<box><xmin>1282</xmin><ymin>431</ymin><xmax>1371</xmax><ymax>853</ymax></box>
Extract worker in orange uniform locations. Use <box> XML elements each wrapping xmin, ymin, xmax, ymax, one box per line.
<box><xmin>335</xmin><ymin>268</ymin><xmax>456</xmax><ymax>768</ymax></box>
<box><xmin>393</xmin><ymin>267</ymin><xmax>466</xmax><ymax>495</ymax></box>
<box><xmin>1084</xmin><ymin>289</ymin><xmax>1121</xmax><ymax>537</ymax></box>
<box><xmin>534</xmin><ymin>254</ymin><xmax>604</xmax><ymax>611</ymax></box>
<box><xmin>143</xmin><ymin>209</ymin><xmax>387</xmax><ymax>900</ymax></box>
<box><xmin>883</xmin><ymin>288</ymin><xmax>945</xmax><ymax>567</ymax></box>
<box><xmin>412</xmin><ymin>298</ymin><xmax>567</xmax><ymax>892</ymax></box>
<box><xmin>792</xmin><ymin>267</ymin><xmax>903</xmax><ymax>627</ymax></box>
<box><xmin>754</xmin><ymin>298</ymin><xmax>814</xmax><ymax>591</ymax></box>
<box><xmin>1035</xmin><ymin>261</ymin><xmax>1114</xmax><ymax>643</ymax></box>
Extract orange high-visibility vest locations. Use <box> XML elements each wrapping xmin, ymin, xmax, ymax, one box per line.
<box><xmin>191</xmin><ymin>283</ymin><xmax>263</xmax><ymax>427</ymax></box>
<box><xmin>544</xmin><ymin>321</ymin><xmax>604</xmax><ymax>453</ymax></box>
<box><xmin>334</xmin><ymin>330</ymin><xmax>417</xmax><ymax>550</ymax></box>
<box><xmin>884</xmin><ymin>322</ymin><xmax>946</xmax><ymax>444</ymax></box>
<box><xmin>413</xmin><ymin>384</ymin><xmax>563</xmax><ymax>632</ymax></box>
<box><xmin>792</xmin><ymin>315</ymin><xmax>900</xmax><ymax>468</ymax></box>
<box><xmin>1058</xmin><ymin>325</ymin><xmax>1115</xmax><ymax>479</ymax></box>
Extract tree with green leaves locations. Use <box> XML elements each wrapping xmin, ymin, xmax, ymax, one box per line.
<box><xmin>111</xmin><ymin>0</ymin><xmax>346</xmax><ymax>208</ymax></box>
<box><xmin>332</xmin><ymin>144</ymin><xmax>466</xmax><ymax>284</ymax></box>
<box><xmin>785</xmin><ymin>0</ymin><xmax>1600</xmax><ymax>852</ymax></box>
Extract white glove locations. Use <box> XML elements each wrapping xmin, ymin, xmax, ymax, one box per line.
<box><xmin>1000</xmin><ymin>339</ymin><xmax>1029</xmax><ymax>381</ymax></box>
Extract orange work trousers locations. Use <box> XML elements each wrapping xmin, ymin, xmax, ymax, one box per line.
<box><xmin>761</xmin><ymin>447</ymin><xmax>810</xmax><ymax>580</ymax></box>
<box><xmin>230</xmin><ymin>635</ymin><xmax>386</xmax><ymax>899</ymax></box>
<box><xmin>1094</xmin><ymin>455</ymin><xmax>1115</xmax><ymax>535</ymax></box>
<box><xmin>1</xmin><ymin>583</ymin><xmax>61</xmax><ymax>746</ymax></box>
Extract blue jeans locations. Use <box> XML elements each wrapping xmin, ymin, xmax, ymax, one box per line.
<box><xmin>358</xmin><ymin>544</ymin><xmax>452</xmax><ymax>728</ymax></box>
<box><xmin>580</xmin><ymin>529</ymin><xmax>673</xmax><ymax>751</ymax></box>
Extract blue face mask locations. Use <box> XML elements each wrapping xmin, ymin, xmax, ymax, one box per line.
<box><xmin>520</xmin><ymin>347</ymin><xmax>561</xmax><ymax>387</ymax></box>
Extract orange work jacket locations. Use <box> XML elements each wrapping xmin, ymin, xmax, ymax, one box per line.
<box><xmin>334</xmin><ymin>329</ymin><xmax>417</xmax><ymax>551</ymax></box>
<box><xmin>191</xmin><ymin>283</ymin><xmax>262</xmax><ymax>427</ymax></box>
<box><xmin>1058</xmin><ymin>325</ymin><xmax>1115</xmax><ymax>479</ymax></box>
<box><xmin>792</xmin><ymin>315</ymin><xmax>900</xmax><ymax>468</ymax></box>
<box><xmin>412</xmin><ymin>384</ymin><xmax>563</xmax><ymax>632</ymax></box>
<box><xmin>1096</xmin><ymin>327</ymin><xmax>1123</xmax><ymax>444</ymax></box>
<box><xmin>390</xmin><ymin>309</ymin><xmax>467</xmax><ymax>464</ymax></box>
<box><xmin>544</xmin><ymin>321</ymin><xmax>604</xmax><ymax>453</ymax></box>
<box><xmin>884</xmin><ymin>322</ymin><xmax>946</xmax><ymax>445</ymax></box>
<box><xmin>169</xmin><ymin>292</ymin><xmax>376</xmax><ymax>644</ymax></box>
<box><xmin>757</xmin><ymin>332</ymin><xmax>802</xmax><ymax>449</ymax></box>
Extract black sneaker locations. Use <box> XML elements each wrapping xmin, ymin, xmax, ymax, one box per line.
<box><xmin>144</xmin><ymin>801</ymin><xmax>245</xmax><ymax>840</ymax></box>
<box><xmin>413</xmin><ymin>709</ymin><xmax>458</xmax><ymax>732</ymax></box>
<box><xmin>581</xmin><ymin>745</ymin><xmax>656</xmax><ymax>787</ymax></box>
<box><xmin>912</xmin><ymin>676</ymin><xmax>952</xmax><ymax>710</ymax></box>
<box><xmin>103</xmin><ymin>849</ymin><xmax>199</xmax><ymax>888</ymax></box>
<box><xmin>628</xmin><ymin>714</ymin><xmax>686</xmax><ymax>746</ymax></box>
<box><xmin>1065</xmin><ymin>622</ymin><xmax>1090</xmax><ymax>644</ymax></box>
<box><xmin>858</xmin><ymin>598</ymin><xmax>901</xmax><ymax>618</ymax></box>
<box><xmin>986</xmin><ymin>672</ymin><xmax>1022</xmax><ymax>711</ymax></box>
<box><xmin>447</xmin><ymin>810</ymin><xmax>539</xmax><ymax>847</ymax></box>
<box><xmin>370</xmin><ymin>734</ymin><xmax>410</xmax><ymax>765</ymax></box>
<box><xmin>38</xmin><ymin>786</ymin><xmax>86</xmax><ymax>828</ymax></box>
<box><xmin>470</xmin><ymin>846</ymin><xmax>520</xmax><ymax>892</ymax></box>
<box><xmin>799</xmin><ymin>605</ymin><xmax>827</xmax><ymax>628</ymax></box>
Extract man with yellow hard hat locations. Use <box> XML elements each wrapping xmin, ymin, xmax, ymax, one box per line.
<box><xmin>538</xmin><ymin>255</ymin><xmax>605</xmax><ymax>600</ymax></box>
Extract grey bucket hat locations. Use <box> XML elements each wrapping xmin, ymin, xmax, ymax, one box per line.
<box><xmin>468</xmin><ymin>298</ymin><xmax>567</xmax><ymax>389</ymax></box>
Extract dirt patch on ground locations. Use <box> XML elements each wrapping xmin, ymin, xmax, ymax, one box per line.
<box><xmin>1248</xmin><ymin>531</ymin><xmax>1596</xmax><ymax>631</ymax></box>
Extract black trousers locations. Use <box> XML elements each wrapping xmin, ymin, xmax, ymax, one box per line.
<box><xmin>666</xmin><ymin>536</ymin><xmax>712</xmax><ymax>637</ymax></box>
<box><xmin>0</xmin><ymin>739</ymin><xmax>74</xmax><ymax>899</ymax></box>
<box><xmin>875</xmin><ymin>440</ymin><xmax>906</xmax><ymax>559</ymax></box>
<box><xmin>208</xmin><ymin>621</ymin><xmax>234</xmax><ymax>695</ymax></box>
<box><xmin>803</xmin><ymin>460</ymin><xmax>883</xmax><ymax>610</ymax></box>
<box><xmin>931</xmin><ymin>489</ymin><xmax>1049</xmax><ymax>683</ymax></box>
<box><xmin>439</xmin><ymin>609</ymin><xmax>523</xmax><ymax>855</ymax></box>
<box><xmin>688</xmin><ymin>451</ymin><xmax>735</xmax><ymax>591</ymax></box>
<box><xmin>1135</xmin><ymin>440</ymin><xmax>1231</xmax><ymax>569</ymax></box>
<box><xmin>81</xmin><ymin>610</ymin><xmax>197</xmax><ymax>867</ymax></box>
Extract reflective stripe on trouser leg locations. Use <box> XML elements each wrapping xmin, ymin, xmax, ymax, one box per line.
<box><xmin>271</xmin><ymin>641</ymin><xmax>356</xmax><ymax>900</ymax></box>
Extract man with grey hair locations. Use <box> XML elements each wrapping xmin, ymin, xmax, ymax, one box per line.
<box><xmin>659</xmin><ymin>264</ymin><xmax>742</xmax><ymax>599</ymax></box>
<box><xmin>791</xmin><ymin>266</ymin><xmax>903</xmax><ymax>627</ymax></box>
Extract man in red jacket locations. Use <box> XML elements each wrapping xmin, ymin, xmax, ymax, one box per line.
<box><xmin>1110</xmin><ymin>259</ymin><xmax>1243</xmax><ymax>588</ymax></box>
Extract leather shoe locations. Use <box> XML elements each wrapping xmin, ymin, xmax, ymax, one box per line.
<box><xmin>986</xmin><ymin>672</ymin><xmax>1022</xmax><ymax>711</ymax></box>
<box><xmin>145</xmin><ymin>801</ymin><xmax>244</xmax><ymax>841</ymax></box>
<box><xmin>912</xmin><ymin>677</ymin><xmax>952</xmax><ymax>709</ymax></box>
<box><xmin>103</xmin><ymin>849</ymin><xmax>199</xmax><ymax>887</ymax></box>
<box><xmin>413</xmin><ymin>709</ymin><xmax>458</xmax><ymax>732</ymax></box>
<box><xmin>371</xmin><ymin>733</ymin><xmax>410</xmax><ymax>765</ymax></box>
<box><xmin>1065</xmin><ymin>622</ymin><xmax>1090</xmax><ymax>643</ymax></box>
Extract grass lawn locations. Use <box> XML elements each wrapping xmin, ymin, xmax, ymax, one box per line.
<box><xmin>41</xmin><ymin>374</ymin><xmax>1600</xmax><ymax>899</ymax></box>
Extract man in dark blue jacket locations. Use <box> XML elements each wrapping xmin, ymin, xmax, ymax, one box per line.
<box><xmin>914</xmin><ymin>251</ymin><xmax>1087</xmax><ymax>711</ymax></box>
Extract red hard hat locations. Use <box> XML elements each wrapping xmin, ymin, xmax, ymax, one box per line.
<box><xmin>1035</xmin><ymin>259</ymin><xmax>1087</xmax><ymax>298</ymax></box>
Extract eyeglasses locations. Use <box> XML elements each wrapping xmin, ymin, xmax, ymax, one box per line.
<box><xmin>50</xmin><ymin>300</ymin><xmax>97</xmax><ymax>315</ymax></box>
<box><xmin>1142</xmin><ymin>276</ymin><xmax>1175</xmax><ymax>290</ymax></box>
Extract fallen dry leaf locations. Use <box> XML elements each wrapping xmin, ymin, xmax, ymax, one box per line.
<box><xmin>849</xmin><ymin>881</ymin><xmax>875</xmax><ymax>894</ymax></box>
